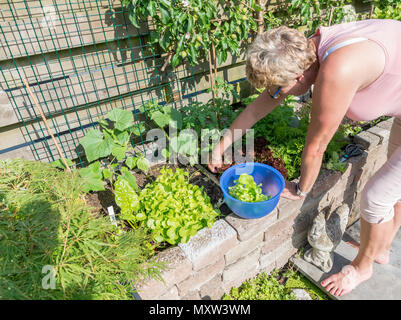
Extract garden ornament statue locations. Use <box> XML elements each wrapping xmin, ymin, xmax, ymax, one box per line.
<box><xmin>303</xmin><ymin>204</ymin><xmax>349</xmax><ymax>273</ymax></box>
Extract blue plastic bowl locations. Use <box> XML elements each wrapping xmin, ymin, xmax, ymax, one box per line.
<box><xmin>219</xmin><ymin>162</ymin><xmax>285</xmax><ymax>219</ymax></box>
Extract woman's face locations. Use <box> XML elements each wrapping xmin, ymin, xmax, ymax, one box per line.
<box><xmin>280</xmin><ymin>76</ymin><xmax>313</xmax><ymax>97</ymax></box>
<box><xmin>274</xmin><ymin>60</ymin><xmax>318</xmax><ymax>98</ymax></box>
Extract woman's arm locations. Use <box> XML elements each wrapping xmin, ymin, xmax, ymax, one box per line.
<box><xmin>297</xmin><ymin>59</ymin><xmax>361</xmax><ymax>194</ymax></box>
<box><xmin>209</xmin><ymin>89</ymin><xmax>285</xmax><ymax>172</ymax></box>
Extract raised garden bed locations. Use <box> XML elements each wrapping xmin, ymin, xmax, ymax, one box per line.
<box><xmin>73</xmin><ymin>92</ymin><xmax>393</xmax><ymax>300</ymax></box>
<box><xmin>134</xmin><ymin>117</ymin><xmax>394</xmax><ymax>300</ymax></box>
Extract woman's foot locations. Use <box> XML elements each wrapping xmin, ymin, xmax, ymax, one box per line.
<box><xmin>320</xmin><ymin>264</ymin><xmax>373</xmax><ymax>297</ymax></box>
<box><xmin>346</xmin><ymin>240</ymin><xmax>390</xmax><ymax>264</ymax></box>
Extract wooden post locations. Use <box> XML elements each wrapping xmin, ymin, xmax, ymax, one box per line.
<box><xmin>328</xmin><ymin>7</ymin><xmax>334</xmax><ymax>26</ymax></box>
<box><xmin>212</xmin><ymin>42</ymin><xmax>218</xmax><ymax>80</ymax></box>
<box><xmin>257</xmin><ymin>0</ymin><xmax>266</xmax><ymax>35</ymax></box>
<box><xmin>207</xmin><ymin>48</ymin><xmax>216</xmax><ymax>107</ymax></box>
<box><xmin>23</xmin><ymin>78</ymin><xmax>71</xmax><ymax>172</ymax></box>
<box><xmin>369</xmin><ymin>5</ymin><xmax>375</xmax><ymax>19</ymax></box>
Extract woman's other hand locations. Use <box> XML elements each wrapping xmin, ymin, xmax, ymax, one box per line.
<box><xmin>208</xmin><ymin>152</ymin><xmax>223</xmax><ymax>173</ymax></box>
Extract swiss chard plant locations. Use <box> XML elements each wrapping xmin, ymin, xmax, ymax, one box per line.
<box><xmin>78</xmin><ymin>108</ymin><xmax>150</xmax><ymax>192</ymax></box>
<box><xmin>114</xmin><ymin>167</ymin><xmax>220</xmax><ymax>245</ymax></box>
<box><xmin>229</xmin><ymin>173</ymin><xmax>271</xmax><ymax>202</ymax></box>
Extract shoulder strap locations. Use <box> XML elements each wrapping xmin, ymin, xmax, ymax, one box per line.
<box><xmin>322</xmin><ymin>37</ymin><xmax>368</xmax><ymax>61</ymax></box>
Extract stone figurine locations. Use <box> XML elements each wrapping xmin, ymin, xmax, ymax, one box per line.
<box><xmin>303</xmin><ymin>204</ymin><xmax>350</xmax><ymax>273</ymax></box>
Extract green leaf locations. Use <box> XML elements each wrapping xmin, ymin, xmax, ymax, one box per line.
<box><xmin>50</xmin><ymin>158</ymin><xmax>74</xmax><ymax>170</ymax></box>
<box><xmin>114</xmin><ymin>177</ymin><xmax>140</xmax><ymax>218</ymax></box>
<box><xmin>102</xmin><ymin>168</ymin><xmax>113</xmax><ymax>180</ymax></box>
<box><xmin>80</xmin><ymin>129</ymin><xmax>113</xmax><ymax>163</ymax></box>
<box><xmin>128</xmin><ymin>10</ymin><xmax>140</xmax><ymax>28</ymax></box>
<box><xmin>177</xmin><ymin>35</ymin><xmax>185</xmax><ymax>54</ymax></box>
<box><xmin>78</xmin><ymin>161</ymin><xmax>105</xmax><ymax>192</ymax></box>
<box><xmin>159</xmin><ymin>4</ymin><xmax>170</xmax><ymax>24</ymax></box>
<box><xmin>171</xmin><ymin>53</ymin><xmax>181</xmax><ymax>69</ymax></box>
<box><xmin>111</xmin><ymin>144</ymin><xmax>127</xmax><ymax>161</ymax></box>
<box><xmin>163</xmin><ymin>105</ymin><xmax>182</xmax><ymax>129</ymax></box>
<box><xmin>187</xmin><ymin>15</ymin><xmax>194</xmax><ymax>33</ymax></box>
<box><xmin>159</xmin><ymin>30</ymin><xmax>171</xmax><ymax>51</ymax></box>
<box><xmin>121</xmin><ymin>167</ymin><xmax>139</xmax><ymax>191</ymax></box>
<box><xmin>126</xmin><ymin>156</ymin><xmax>138</xmax><ymax>170</ymax></box>
<box><xmin>161</xmin><ymin>148</ymin><xmax>170</xmax><ymax>160</ymax></box>
<box><xmin>137</xmin><ymin>157</ymin><xmax>150</xmax><ymax>174</ymax></box>
<box><xmin>114</xmin><ymin>129</ymin><xmax>130</xmax><ymax>145</ymax></box>
<box><xmin>171</xmin><ymin>131</ymin><xmax>198</xmax><ymax>156</ymax></box>
<box><xmin>132</xmin><ymin>122</ymin><xmax>146</xmax><ymax>136</ymax></box>
<box><xmin>151</xmin><ymin>110</ymin><xmax>169</xmax><ymax>128</ymax></box>
<box><xmin>107</xmin><ymin>108</ymin><xmax>133</xmax><ymax>132</ymax></box>
<box><xmin>146</xmin><ymin>0</ymin><xmax>156</xmax><ymax>16</ymax></box>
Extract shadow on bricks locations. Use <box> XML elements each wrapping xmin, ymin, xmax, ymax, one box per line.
<box><xmin>279</xmin><ymin>150</ymin><xmax>369</xmax><ymax>254</ymax></box>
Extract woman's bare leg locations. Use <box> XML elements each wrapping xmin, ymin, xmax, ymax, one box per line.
<box><xmin>376</xmin><ymin>202</ymin><xmax>401</xmax><ymax>263</ymax></box>
<box><xmin>321</xmin><ymin>217</ymin><xmax>394</xmax><ymax>296</ymax></box>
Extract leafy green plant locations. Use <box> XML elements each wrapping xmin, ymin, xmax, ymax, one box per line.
<box><xmin>229</xmin><ymin>173</ymin><xmax>271</xmax><ymax>202</ymax></box>
<box><xmin>122</xmin><ymin>0</ymin><xmax>258</xmax><ymax>68</ymax></box>
<box><xmin>78</xmin><ymin>107</ymin><xmax>150</xmax><ymax>192</ymax></box>
<box><xmin>114</xmin><ymin>167</ymin><xmax>220</xmax><ymax>245</ymax></box>
<box><xmin>371</xmin><ymin>0</ymin><xmax>401</xmax><ymax>20</ymax></box>
<box><xmin>252</xmin><ymin>97</ymin><xmax>348</xmax><ymax>180</ymax></box>
<box><xmin>272</xmin><ymin>0</ymin><xmax>354</xmax><ymax>36</ymax></box>
<box><xmin>283</xmin><ymin>268</ymin><xmax>330</xmax><ymax>300</ymax></box>
<box><xmin>0</xmin><ymin>159</ymin><xmax>164</xmax><ymax>300</ymax></box>
<box><xmin>222</xmin><ymin>269</ymin><xmax>297</xmax><ymax>300</ymax></box>
<box><xmin>136</xmin><ymin>80</ymin><xmax>240</xmax><ymax>164</ymax></box>
<box><xmin>222</xmin><ymin>267</ymin><xmax>330</xmax><ymax>300</ymax></box>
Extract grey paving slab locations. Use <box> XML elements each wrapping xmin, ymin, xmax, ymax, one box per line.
<box><xmin>292</xmin><ymin>222</ymin><xmax>401</xmax><ymax>300</ymax></box>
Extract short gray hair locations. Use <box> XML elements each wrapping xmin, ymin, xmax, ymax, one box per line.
<box><xmin>246</xmin><ymin>26</ymin><xmax>317</xmax><ymax>88</ymax></box>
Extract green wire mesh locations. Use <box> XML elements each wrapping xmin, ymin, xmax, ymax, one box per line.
<box><xmin>0</xmin><ymin>0</ymin><xmax>199</xmax><ymax>167</ymax></box>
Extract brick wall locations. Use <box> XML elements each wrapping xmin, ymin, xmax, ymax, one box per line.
<box><xmin>136</xmin><ymin>118</ymin><xmax>393</xmax><ymax>300</ymax></box>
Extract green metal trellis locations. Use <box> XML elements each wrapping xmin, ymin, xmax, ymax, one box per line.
<box><xmin>0</xmin><ymin>0</ymin><xmax>199</xmax><ymax>167</ymax></box>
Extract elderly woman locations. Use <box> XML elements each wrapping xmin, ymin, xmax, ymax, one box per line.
<box><xmin>208</xmin><ymin>19</ymin><xmax>401</xmax><ymax>297</ymax></box>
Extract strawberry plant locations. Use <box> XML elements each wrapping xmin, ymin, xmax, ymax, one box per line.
<box><xmin>229</xmin><ymin>173</ymin><xmax>271</xmax><ymax>202</ymax></box>
<box><xmin>114</xmin><ymin>167</ymin><xmax>220</xmax><ymax>245</ymax></box>
<box><xmin>78</xmin><ymin>107</ymin><xmax>150</xmax><ymax>192</ymax></box>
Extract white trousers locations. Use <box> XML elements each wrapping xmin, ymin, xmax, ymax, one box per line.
<box><xmin>360</xmin><ymin>118</ymin><xmax>401</xmax><ymax>224</ymax></box>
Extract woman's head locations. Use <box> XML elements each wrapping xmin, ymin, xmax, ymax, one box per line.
<box><xmin>246</xmin><ymin>26</ymin><xmax>317</xmax><ymax>95</ymax></box>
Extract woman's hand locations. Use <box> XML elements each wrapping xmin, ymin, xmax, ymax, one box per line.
<box><xmin>208</xmin><ymin>152</ymin><xmax>223</xmax><ymax>173</ymax></box>
<box><xmin>281</xmin><ymin>181</ymin><xmax>304</xmax><ymax>200</ymax></box>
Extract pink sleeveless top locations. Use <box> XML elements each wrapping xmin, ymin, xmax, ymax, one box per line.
<box><xmin>315</xmin><ymin>19</ymin><xmax>401</xmax><ymax>121</ymax></box>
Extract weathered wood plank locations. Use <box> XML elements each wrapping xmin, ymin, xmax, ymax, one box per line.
<box><xmin>0</xmin><ymin>5</ymin><xmax>149</xmax><ymax>61</ymax></box>
<box><xmin>0</xmin><ymin>0</ymin><xmax>111</xmax><ymax>22</ymax></box>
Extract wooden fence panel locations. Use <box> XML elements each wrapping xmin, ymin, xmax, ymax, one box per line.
<box><xmin>0</xmin><ymin>5</ymin><xmax>148</xmax><ymax>61</ymax></box>
<box><xmin>0</xmin><ymin>0</ymin><xmax>111</xmax><ymax>22</ymax></box>
<box><xmin>0</xmin><ymin>0</ymin><xmax>250</xmax><ymax>163</ymax></box>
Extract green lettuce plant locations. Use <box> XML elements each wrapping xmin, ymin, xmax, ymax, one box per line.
<box><xmin>114</xmin><ymin>167</ymin><xmax>220</xmax><ymax>245</ymax></box>
<box><xmin>229</xmin><ymin>173</ymin><xmax>271</xmax><ymax>202</ymax></box>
